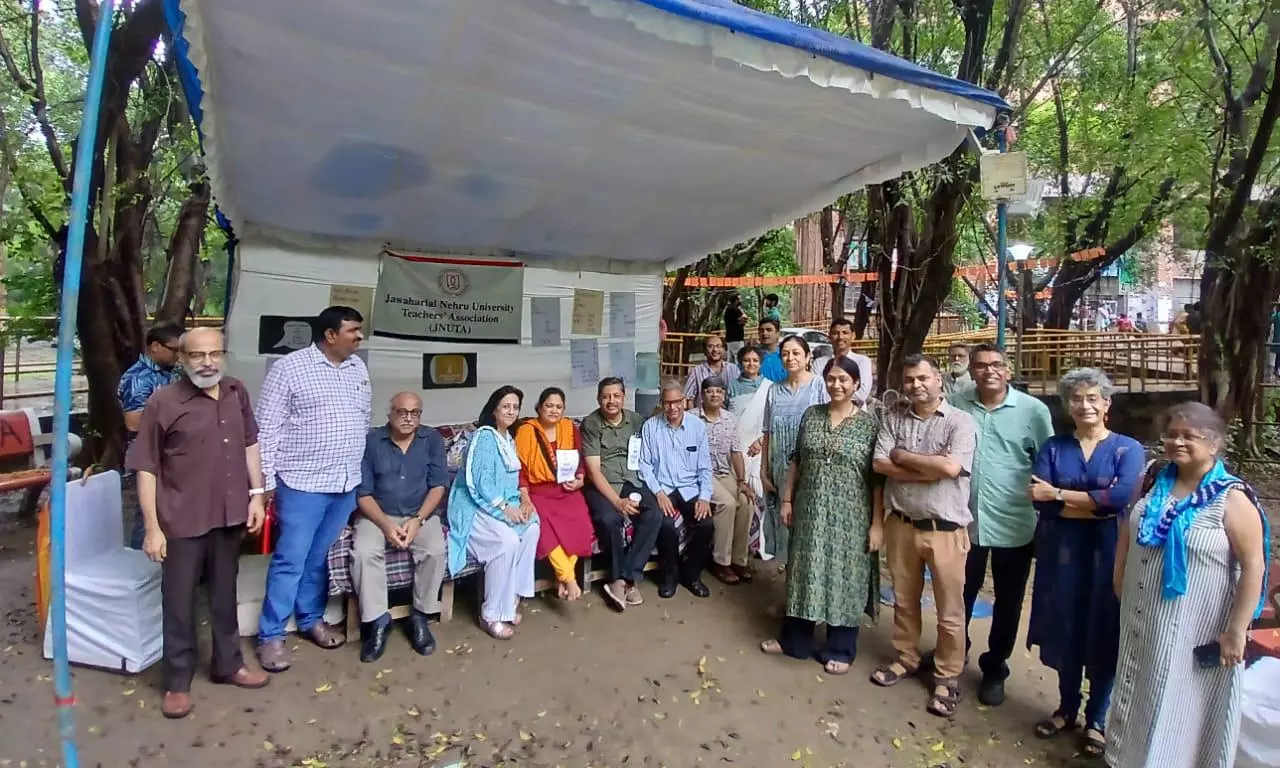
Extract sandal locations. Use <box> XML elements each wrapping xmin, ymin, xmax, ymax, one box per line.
<box><xmin>484</xmin><ymin>621</ymin><xmax>514</xmax><ymax>640</ymax></box>
<box><xmin>1033</xmin><ymin>713</ymin><xmax>1079</xmax><ymax>739</ymax></box>
<box><xmin>733</xmin><ymin>564</ymin><xmax>754</xmax><ymax>583</ymax></box>
<box><xmin>870</xmin><ymin>658</ymin><xmax>917</xmax><ymax>687</ymax></box>
<box><xmin>304</xmin><ymin>623</ymin><xmax>345</xmax><ymax>650</ymax></box>
<box><xmin>1082</xmin><ymin>727</ymin><xmax>1105</xmax><ymax>757</ymax></box>
<box><xmin>760</xmin><ymin>639</ymin><xmax>784</xmax><ymax>655</ymax></box>
<box><xmin>823</xmin><ymin>660</ymin><xmax>850</xmax><ymax>675</ymax></box>
<box><xmin>927</xmin><ymin>677</ymin><xmax>961</xmax><ymax>719</ymax></box>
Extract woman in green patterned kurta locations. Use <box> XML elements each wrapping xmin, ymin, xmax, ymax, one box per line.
<box><xmin>760</xmin><ymin>356</ymin><xmax>882</xmax><ymax>675</ymax></box>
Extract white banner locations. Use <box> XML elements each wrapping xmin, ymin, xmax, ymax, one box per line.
<box><xmin>372</xmin><ymin>251</ymin><xmax>524</xmax><ymax>343</ymax></box>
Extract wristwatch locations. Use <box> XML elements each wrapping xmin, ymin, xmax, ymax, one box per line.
<box><xmin>249</xmin><ymin>488</ymin><xmax>265</xmax><ymax>498</ymax></box>
<box><xmin>1054</xmin><ymin>488</ymin><xmax>1065</xmax><ymax>502</ymax></box>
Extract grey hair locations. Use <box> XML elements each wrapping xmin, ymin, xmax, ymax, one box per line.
<box><xmin>1057</xmin><ymin>367</ymin><xmax>1115</xmax><ymax>401</ymax></box>
<box><xmin>1160</xmin><ymin>401</ymin><xmax>1228</xmax><ymax>444</ymax></box>
<box><xmin>660</xmin><ymin>378</ymin><xmax>686</xmax><ymax>398</ymax></box>
<box><xmin>177</xmin><ymin>327</ymin><xmax>222</xmax><ymax>353</ymax></box>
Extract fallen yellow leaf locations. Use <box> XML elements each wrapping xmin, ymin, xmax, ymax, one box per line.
<box><xmin>932</xmin><ymin>742</ymin><xmax>945</xmax><ymax>752</ymax></box>
<box><xmin>790</xmin><ymin>750</ymin><xmax>802</xmax><ymax>761</ymax></box>
<box><xmin>263</xmin><ymin>741</ymin><xmax>275</xmax><ymax>750</ymax></box>
<box><xmin>391</xmin><ymin>734</ymin><xmax>404</xmax><ymax>746</ymax></box>
<box><xmin>756</xmin><ymin>689</ymin><xmax>767</xmax><ymax>698</ymax></box>
<box><xmin>892</xmin><ymin>737</ymin><xmax>903</xmax><ymax>750</ymax></box>
<box><xmin>407</xmin><ymin>705</ymin><xmax>421</xmax><ymax>717</ymax></box>
<box><xmin>537</xmin><ymin>710</ymin><xmax>547</xmax><ymax>717</ymax></box>
<box><xmin>314</xmin><ymin>681</ymin><xmax>334</xmax><ymax>693</ymax></box>
<box><xmin>519</xmin><ymin>731</ymin><xmax>534</xmax><ymax>742</ymax></box>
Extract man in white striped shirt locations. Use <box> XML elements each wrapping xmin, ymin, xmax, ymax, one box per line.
<box><xmin>255</xmin><ymin>306</ymin><xmax>373</xmax><ymax>672</ymax></box>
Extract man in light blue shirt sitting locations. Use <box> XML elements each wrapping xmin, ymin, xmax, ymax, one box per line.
<box><xmin>639</xmin><ymin>380</ymin><xmax>716</xmax><ymax>599</ymax></box>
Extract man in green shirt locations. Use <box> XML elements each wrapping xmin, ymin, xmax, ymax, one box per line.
<box><xmin>581</xmin><ymin>377</ymin><xmax>663</xmax><ymax>612</ymax></box>
<box><xmin>947</xmin><ymin>343</ymin><xmax>1053</xmax><ymax>707</ymax></box>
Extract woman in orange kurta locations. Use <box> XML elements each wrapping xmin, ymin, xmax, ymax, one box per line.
<box><xmin>514</xmin><ymin>387</ymin><xmax>595</xmax><ymax>600</ymax></box>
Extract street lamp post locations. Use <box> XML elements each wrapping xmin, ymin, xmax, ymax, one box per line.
<box><xmin>1008</xmin><ymin>243</ymin><xmax>1035</xmax><ymax>381</ymax></box>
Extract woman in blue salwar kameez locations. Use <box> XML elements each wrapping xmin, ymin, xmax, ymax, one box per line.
<box><xmin>1026</xmin><ymin>368</ymin><xmax>1145</xmax><ymax>758</ymax></box>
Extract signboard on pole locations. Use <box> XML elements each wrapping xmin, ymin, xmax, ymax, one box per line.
<box><xmin>980</xmin><ymin>151</ymin><xmax>1029</xmax><ymax>200</ymax></box>
<box><xmin>372</xmin><ymin>251</ymin><xmax>524</xmax><ymax>343</ymax></box>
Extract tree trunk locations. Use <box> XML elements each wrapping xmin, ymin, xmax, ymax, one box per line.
<box><xmin>154</xmin><ymin>181</ymin><xmax>210</xmax><ymax>326</ymax></box>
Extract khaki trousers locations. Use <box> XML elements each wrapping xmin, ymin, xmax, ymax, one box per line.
<box><xmin>351</xmin><ymin>514</ymin><xmax>447</xmax><ymax>623</ymax></box>
<box><xmin>884</xmin><ymin>513</ymin><xmax>970</xmax><ymax>679</ymax></box>
<box><xmin>710</xmin><ymin>474</ymin><xmax>751</xmax><ymax>567</ymax></box>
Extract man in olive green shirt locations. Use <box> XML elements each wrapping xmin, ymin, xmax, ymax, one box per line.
<box><xmin>947</xmin><ymin>343</ymin><xmax>1053</xmax><ymax>707</ymax></box>
<box><xmin>581</xmin><ymin>377</ymin><xmax>662</xmax><ymax>612</ymax></box>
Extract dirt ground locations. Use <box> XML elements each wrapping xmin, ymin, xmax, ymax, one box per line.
<box><xmin>0</xmin><ymin>518</ymin><xmax>1090</xmax><ymax>768</ymax></box>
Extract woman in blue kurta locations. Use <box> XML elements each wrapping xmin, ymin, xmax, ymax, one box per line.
<box><xmin>1026</xmin><ymin>368</ymin><xmax>1145</xmax><ymax>757</ymax></box>
<box><xmin>447</xmin><ymin>386</ymin><xmax>541</xmax><ymax>640</ymax></box>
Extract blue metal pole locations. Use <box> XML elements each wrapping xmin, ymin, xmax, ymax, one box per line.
<box><xmin>50</xmin><ymin>2</ymin><xmax>116</xmax><ymax>766</ymax></box>
<box><xmin>995</xmin><ymin>124</ymin><xmax>1009</xmax><ymax>350</ymax></box>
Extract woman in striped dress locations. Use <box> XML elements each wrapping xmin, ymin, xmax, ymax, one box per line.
<box><xmin>1106</xmin><ymin>403</ymin><xmax>1271</xmax><ymax>768</ymax></box>
<box><xmin>759</xmin><ymin>335</ymin><xmax>829</xmax><ymax>562</ymax></box>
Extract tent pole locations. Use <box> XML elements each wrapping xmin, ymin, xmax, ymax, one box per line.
<box><xmin>50</xmin><ymin>2</ymin><xmax>116</xmax><ymax>766</ymax></box>
<box><xmin>994</xmin><ymin>120</ymin><xmax>1009</xmax><ymax>350</ymax></box>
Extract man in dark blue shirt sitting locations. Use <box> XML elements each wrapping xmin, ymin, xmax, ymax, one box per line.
<box><xmin>353</xmin><ymin>392</ymin><xmax>449</xmax><ymax>662</ymax></box>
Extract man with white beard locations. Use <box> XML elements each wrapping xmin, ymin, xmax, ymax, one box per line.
<box><xmin>128</xmin><ymin>327</ymin><xmax>270</xmax><ymax>719</ymax></box>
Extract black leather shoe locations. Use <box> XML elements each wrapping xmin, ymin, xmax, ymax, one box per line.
<box><xmin>360</xmin><ymin>620</ymin><xmax>390</xmax><ymax>663</ymax></box>
<box><xmin>978</xmin><ymin>676</ymin><xmax>1006</xmax><ymax>706</ymax></box>
<box><xmin>405</xmin><ymin>611</ymin><xmax>436</xmax><ymax>657</ymax></box>
<box><xmin>658</xmin><ymin>580</ymin><xmax>678</xmax><ymax>599</ymax></box>
<box><xmin>684</xmin><ymin>579</ymin><xmax>710</xmax><ymax>598</ymax></box>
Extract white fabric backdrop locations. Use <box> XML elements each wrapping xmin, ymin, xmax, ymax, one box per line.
<box><xmin>225</xmin><ymin>239</ymin><xmax>661</xmax><ymax>426</ymax></box>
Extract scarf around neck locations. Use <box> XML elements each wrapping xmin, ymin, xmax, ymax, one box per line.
<box><xmin>1138</xmin><ymin>459</ymin><xmax>1272</xmax><ymax>617</ymax></box>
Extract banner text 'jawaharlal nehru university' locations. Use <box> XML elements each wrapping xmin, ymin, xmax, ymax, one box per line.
<box><xmin>372</xmin><ymin>251</ymin><xmax>524</xmax><ymax>344</ymax></box>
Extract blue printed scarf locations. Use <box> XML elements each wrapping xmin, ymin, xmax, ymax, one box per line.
<box><xmin>1138</xmin><ymin>459</ymin><xmax>1272</xmax><ymax>618</ymax></box>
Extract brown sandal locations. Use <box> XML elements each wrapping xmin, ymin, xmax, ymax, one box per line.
<box><xmin>927</xmin><ymin>677</ymin><xmax>961</xmax><ymax>719</ymax></box>
<box><xmin>305</xmin><ymin>623</ymin><xmax>346</xmax><ymax>650</ymax></box>
<box><xmin>732</xmin><ymin>564</ymin><xmax>754</xmax><ymax>582</ymax></box>
<box><xmin>870</xmin><ymin>658</ymin><xmax>917</xmax><ymax>687</ymax></box>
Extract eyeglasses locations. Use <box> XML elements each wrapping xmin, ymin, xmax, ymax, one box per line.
<box><xmin>970</xmin><ymin>361</ymin><xmax>1007</xmax><ymax>372</ymax></box>
<box><xmin>184</xmin><ymin>350</ymin><xmax>225</xmax><ymax>363</ymax></box>
<box><xmin>1161</xmin><ymin>431</ymin><xmax>1208</xmax><ymax>444</ymax></box>
<box><xmin>661</xmin><ymin>399</ymin><xmax>684</xmax><ymax>408</ymax></box>
<box><xmin>393</xmin><ymin>409</ymin><xmax>423</xmax><ymax>420</ymax></box>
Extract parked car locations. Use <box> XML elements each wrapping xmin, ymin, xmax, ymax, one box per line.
<box><xmin>780</xmin><ymin>327</ymin><xmax>832</xmax><ymax>360</ymax></box>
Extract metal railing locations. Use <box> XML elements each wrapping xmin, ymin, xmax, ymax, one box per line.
<box><xmin>662</xmin><ymin>327</ymin><xmax>1202</xmax><ymax>395</ymax></box>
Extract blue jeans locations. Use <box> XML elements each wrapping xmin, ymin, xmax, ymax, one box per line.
<box><xmin>1058</xmin><ymin>663</ymin><xmax>1114</xmax><ymax>731</ymax></box>
<box><xmin>257</xmin><ymin>480</ymin><xmax>355</xmax><ymax>643</ymax></box>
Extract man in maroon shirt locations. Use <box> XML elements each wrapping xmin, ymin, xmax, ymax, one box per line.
<box><xmin>128</xmin><ymin>327</ymin><xmax>270</xmax><ymax>719</ymax></box>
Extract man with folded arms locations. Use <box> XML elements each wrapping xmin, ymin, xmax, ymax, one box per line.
<box><xmin>129</xmin><ymin>327</ymin><xmax>269</xmax><ymax>719</ymax></box>
<box><xmin>870</xmin><ymin>354</ymin><xmax>977</xmax><ymax>721</ymax></box>
<box><xmin>352</xmin><ymin>391</ymin><xmax>449</xmax><ymax>663</ymax></box>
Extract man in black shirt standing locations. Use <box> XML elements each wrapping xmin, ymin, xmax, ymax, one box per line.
<box><xmin>723</xmin><ymin>293</ymin><xmax>748</xmax><ymax>356</ymax></box>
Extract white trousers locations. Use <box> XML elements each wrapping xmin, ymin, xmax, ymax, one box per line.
<box><xmin>467</xmin><ymin>513</ymin><xmax>540</xmax><ymax>623</ymax></box>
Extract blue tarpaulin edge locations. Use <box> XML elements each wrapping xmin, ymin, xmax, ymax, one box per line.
<box><xmin>635</xmin><ymin>0</ymin><xmax>1010</xmax><ymax>112</ymax></box>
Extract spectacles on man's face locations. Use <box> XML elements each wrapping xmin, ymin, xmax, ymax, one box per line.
<box><xmin>1161</xmin><ymin>431</ymin><xmax>1208</xmax><ymax>444</ymax></box>
<box><xmin>184</xmin><ymin>350</ymin><xmax>225</xmax><ymax>364</ymax></box>
<box><xmin>970</xmin><ymin>360</ymin><xmax>1007</xmax><ymax>372</ymax></box>
<box><xmin>661</xmin><ymin>399</ymin><xmax>684</xmax><ymax>409</ymax></box>
<box><xmin>393</xmin><ymin>408</ymin><xmax>423</xmax><ymax>420</ymax></box>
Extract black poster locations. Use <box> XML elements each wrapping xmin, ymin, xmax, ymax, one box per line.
<box><xmin>258</xmin><ymin>316</ymin><xmax>319</xmax><ymax>355</ymax></box>
<box><xmin>421</xmin><ymin>353</ymin><xmax>478</xmax><ymax>390</ymax></box>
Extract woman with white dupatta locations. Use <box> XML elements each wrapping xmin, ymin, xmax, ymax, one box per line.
<box><xmin>446</xmin><ymin>386</ymin><xmax>541</xmax><ymax>640</ymax></box>
<box><xmin>729</xmin><ymin>345</ymin><xmax>773</xmax><ymax>563</ymax></box>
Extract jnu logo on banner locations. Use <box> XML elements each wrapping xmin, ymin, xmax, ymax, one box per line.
<box><xmin>372</xmin><ymin>251</ymin><xmax>524</xmax><ymax>344</ymax></box>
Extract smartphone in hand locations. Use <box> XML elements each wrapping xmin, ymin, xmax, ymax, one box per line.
<box><xmin>1193</xmin><ymin>641</ymin><xmax>1221</xmax><ymax>669</ymax></box>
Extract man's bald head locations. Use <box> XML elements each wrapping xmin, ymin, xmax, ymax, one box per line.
<box><xmin>387</xmin><ymin>391</ymin><xmax>424</xmax><ymax>437</ymax></box>
<box><xmin>179</xmin><ymin>326</ymin><xmax>223</xmax><ymax>353</ymax></box>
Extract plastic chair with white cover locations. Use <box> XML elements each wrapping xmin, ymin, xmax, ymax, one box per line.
<box><xmin>42</xmin><ymin>470</ymin><xmax>162</xmax><ymax>673</ymax></box>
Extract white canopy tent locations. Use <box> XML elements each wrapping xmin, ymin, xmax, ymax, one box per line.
<box><xmin>163</xmin><ymin>0</ymin><xmax>1007</xmax><ymax>422</ymax></box>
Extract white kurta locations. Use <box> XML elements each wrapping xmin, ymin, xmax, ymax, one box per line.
<box><xmin>1106</xmin><ymin>492</ymin><xmax>1245</xmax><ymax>768</ymax></box>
